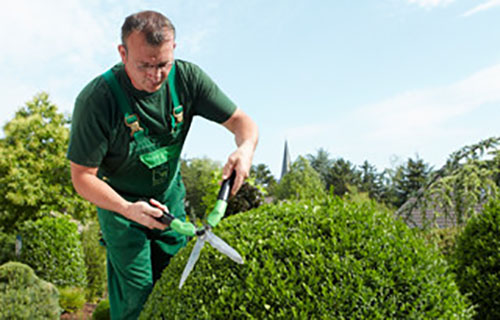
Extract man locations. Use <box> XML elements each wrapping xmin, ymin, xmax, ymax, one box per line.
<box><xmin>67</xmin><ymin>10</ymin><xmax>258</xmax><ymax>320</ymax></box>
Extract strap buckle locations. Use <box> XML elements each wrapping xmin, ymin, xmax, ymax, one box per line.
<box><xmin>124</xmin><ymin>114</ymin><xmax>144</xmax><ymax>137</ymax></box>
<box><xmin>173</xmin><ymin>105</ymin><xmax>183</xmax><ymax>124</ymax></box>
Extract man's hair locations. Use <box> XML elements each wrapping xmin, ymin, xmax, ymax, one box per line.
<box><xmin>121</xmin><ymin>10</ymin><xmax>175</xmax><ymax>48</ymax></box>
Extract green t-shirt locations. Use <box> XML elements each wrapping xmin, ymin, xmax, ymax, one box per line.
<box><xmin>67</xmin><ymin>60</ymin><xmax>237</xmax><ymax>175</ymax></box>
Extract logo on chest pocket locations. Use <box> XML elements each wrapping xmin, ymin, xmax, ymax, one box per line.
<box><xmin>152</xmin><ymin>165</ymin><xmax>169</xmax><ymax>186</ymax></box>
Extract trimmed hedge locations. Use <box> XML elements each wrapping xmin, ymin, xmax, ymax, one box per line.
<box><xmin>141</xmin><ymin>198</ymin><xmax>473</xmax><ymax>319</ymax></box>
<box><xmin>18</xmin><ymin>216</ymin><xmax>87</xmax><ymax>287</ymax></box>
<box><xmin>453</xmin><ymin>198</ymin><xmax>500</xmax><ymax>319</ymax></box>
<box><xmin>0</xmin><ymin>261</ymin><xmax>60</xmax><ymax>319</ymax></box>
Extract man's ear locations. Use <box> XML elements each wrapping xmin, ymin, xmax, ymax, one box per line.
<box><xmin>118</xmin><ymin>44</ymin><xmax>127</xmax><ymax>63</ymax></box>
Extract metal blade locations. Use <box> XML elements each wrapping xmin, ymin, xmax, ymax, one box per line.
<box><xmin>205</xmin><ymin>230</ymin><xmax>244</xmax><ymax>264</ymax></box>
<box><xmin>179</xmin><ymin>236</ymin><xmax>205</xmax><ymax>289</ymax></box>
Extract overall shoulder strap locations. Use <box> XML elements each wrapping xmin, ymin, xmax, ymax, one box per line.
<box><xmin>102</xmin><ymin>69</ymin><xmax>133</xmax><ymax>116</ymax></box>
<box><xmin>102</xmin><ymin>68</ymin><xmax>145</xmax><ymax>137</ymax></box>
<box><xmin>168</xmin><ymin>62</ymin><xmax>184</xmax><ymax>131</ymax></box>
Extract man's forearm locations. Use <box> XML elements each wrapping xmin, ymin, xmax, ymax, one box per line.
<box><xmin>221</xmin><ymin>108</ymin><xmax>259</xmax><ymax>193</ymax></box>
<box><xmin>71</xmin><ymin>164</ymin><xmax>131</xmax><ymax>215</ymax></box>
<box><xmin>70</xmin><ymin>161</ymin><xmax>167</xmax><ymax>230</ymax></box>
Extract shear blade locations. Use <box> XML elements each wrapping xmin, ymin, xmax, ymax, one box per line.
<box><xmin>206</xmin><ymin>230</ymin><xmax>244</xmax><ymax>264</ymax></box>
<box><xmin>179</xmin><ymin>236</ymin><xmax>205</xmax><ymax>289</ymax></box>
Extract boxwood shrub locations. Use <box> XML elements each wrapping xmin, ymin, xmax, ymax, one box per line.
<box><xmin>141</xmin><ymin>198</ymin><xmax>473</xmax><ymax>319</ymax></box>
<box><xmin>452</xmin><ymin>198</ymin><xmax>500</xmax><ymax>319</ymax></box>
<box><xmin>0</xmin><ymin>261</ymin><xmax>60</xmax><ymax>319</ymax></box>
<box><xmin>18</xmin><ymin>215</ymin><xmax>87</xmax><ymax>287</ymax></box>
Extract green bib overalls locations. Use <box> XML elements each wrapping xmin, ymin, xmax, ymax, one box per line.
<box><xmin>99</xmin><ymin>62</ymin><xmax>188</xmax><ymax>320</ymax></box>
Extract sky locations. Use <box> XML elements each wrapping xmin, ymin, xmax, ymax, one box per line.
<box><xmin>1</xmin><ymin>0</ymin><xmax>500</xmax><ymax>178</ymax></box>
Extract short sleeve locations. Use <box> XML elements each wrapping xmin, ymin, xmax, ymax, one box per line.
<box><xmin>67</xmin><ymin>79</ymin><xmax>112</xmax><ymax>167</ymax></box>
<box><xmin>187</xmin><ymin>63</ymin><xmax>237</xmax><ymax>123</ymax></box>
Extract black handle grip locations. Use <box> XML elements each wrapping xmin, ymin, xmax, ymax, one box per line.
<box><xmin>156</xmin><ymin>211</ymin><xmax>175</xmax><ymax>225</ymax></box>
<box><xmin>217</xmin><ymin>171</ymin><xmax>237</xmax><ymax>201</ymax></box>
<box><xmin>142</xmin><ymin>198</ymin><xmax>176</xmax><ymax>225</ymax></box>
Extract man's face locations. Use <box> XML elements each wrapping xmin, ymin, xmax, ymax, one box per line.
<box><xmin>118</xmin><ymin>30</ymin><xmax>176</xmax><ymax>93</ymax></box>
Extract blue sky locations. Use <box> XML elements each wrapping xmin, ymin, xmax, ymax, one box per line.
<box><xmin>1</xmin><ymin>0</ymin><xmax>500</xmax><ymax>177</ymax></box>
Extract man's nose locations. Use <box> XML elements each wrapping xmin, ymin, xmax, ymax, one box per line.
<box><xmin>147</xmin><ymin>67</ymin><xmax>162</xmax><ymax>80</ymax></box>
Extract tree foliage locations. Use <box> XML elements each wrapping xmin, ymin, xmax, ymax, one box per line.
<box><xmin>0</xmin><ymin>92</ymin><xmax>94</xmax><ymax>230</ymax></box>
<box><xmin>325</xmin><ymin>158</ymin><xmax>361</xmax><ymax>196</ymax></box>
<box><xmin>250</xmin><ymin>163</ymin><xmax>276</xmax><ymax>191</ymax></box>
<box><xmin>273</xmin><ymin>156</ymin><xmax>326</xmax><ymax>201</ymax></box>
<box><xmin>397</xmin><ymin>137</ymin><xmax>500</xmax><ymax>227</ymax></box>
<box><xmin>182</xmin><ymin>157</ymin><xmax>265</xmax><ymax>223</ymax></box>
<box><xmin>306</xmin><ymin>148</ymin><xmax>332</xmax><ymax>187</ymax></box>
<box><xmin>181</xmin><ymin>157</ymin><xmax>222</xmax><ymax>221</ymax></box>
<box><xmin>390</xmin><ymin>156</ymin><xmax>431</xmax><ymax>208</ymax></box>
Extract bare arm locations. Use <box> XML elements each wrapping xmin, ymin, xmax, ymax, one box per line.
<box><xmin>70</xmin><ymin>161</ymin><xmax>166</xmax><ymax>229</ymax></box>
<box><xmin>221</xmin><ymin>108</ymin><xmax>259</xmax><ymax>194</ymax></box>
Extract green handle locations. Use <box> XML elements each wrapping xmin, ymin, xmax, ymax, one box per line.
<box><xmin>207</xmin><ymin>171</ymin><xmax>236</xmax><ymax>227</ymax></box>
<box><xmin>207</xmin><ymin>200</ymin><xmax>228</xmax><ymax>228</ymax></box>
<box><xmin>170</xmin><ymin>219</ymin><xmax>196</xmax><ymax>237</ymax></box>
<box><xmin>147</xmin><ymin>198</ymin><xmax>196</xmax><ymax>236</ymax></box>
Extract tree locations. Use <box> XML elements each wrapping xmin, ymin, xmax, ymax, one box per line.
<box><xmin>325</xmin><ymin>158</ymin><xmax>361</xmax><ymax>196</ymax></box>
<box><xmin>397</xmin><ymin>137</ymin><xmax>500</xmax><ymax>227</ymax></box>
<box><xmin>306</xmin><ymin>148</ymin><xmax>332</xmax><ymax>187</ymax></box>
<box><xmin>273</xmin><ymin>156</ymin><xmax>326</xmax><ymax>201</ymax></box>
<box><xmin>250</xmin><ymin>163</ymin><xmax>276</xmax><ymax>190</ymax></box>
<box><xmin>358</xmin><ymin>160</ymin><xmax>386</xmax><ymax>202</ymax></box>
<box><xmin>390</xmin><ymin>156</ymin><xmax>431</xmax><ymax>208</ymax></box>
<box><xmin>0</xmin><ymin>92</ymin><xmax>94</xmax><ymax>230</ymax></box>
<box><xmin>180</xmin><ymin>157</ymin><xmax>221</xmax><ymax>221</ymax></box>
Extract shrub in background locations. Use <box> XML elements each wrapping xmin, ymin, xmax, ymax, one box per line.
<box><xmin>0</xmin><ymin>261</ymin><xmax>60</xmax><ymax>319</ymax></box>
<box><xmin>141</xmin><ymin>198</ymin><xmax>473</xmax><ymax>319</ymax></box>
<box><xmin>18</xmin><ymin>215</ymin><xmax>87</xmax><ymax>287</ymax></box>
<box><xmin>59</xmin><ymin>286</ymin><xmax>86</xmax><ymax>314</ymax></box>
<box><xmin>92</xmin><ymin>298</ymin><xmax>111</xmax><ymax>320</ymax></box>
<box><xmin>453</xmin><ymin>198</ymin><xmax>500</xmax><ymax>319</ymax></box>
<box><xmin>82</xmin><ymin>220</ymin><xmax>107</xmax><ymax>301</ymax></box>
<box><xmin>425</xmin><ymin>226</ymin><xmax>462</xmax><ymax>259</ymax></box>
<box><xmin>0</xmin><ymin>229</ymin><xmax>16</xmax><ymax>264</ymax></box>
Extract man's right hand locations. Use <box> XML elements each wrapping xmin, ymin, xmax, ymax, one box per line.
<box><xmin>122</xmin><ymin>200</ymin><xmax>168</xmax><ymax>230</ymax></box>
<box><xmin>70</xmin><ymin>162</ymin><xmax>167</xmax><ymax>230</ymax></box>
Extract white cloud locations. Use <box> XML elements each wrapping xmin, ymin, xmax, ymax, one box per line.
<box><xmin>462</xmin><ymin>0</ymin><xmax>500</xmax><ymax>16</ymax></box>
<box><xmin>407</xmin><ymin>0</ymin><xmax>455</xmax><ymax>9</ymax></box>
<box><xmin>358</xmin><ymin>63</ymin><xmax>500</xmax><ymax>140</ymax></box>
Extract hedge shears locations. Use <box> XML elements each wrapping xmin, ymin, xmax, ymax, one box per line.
<box><xmin>149</xmin><ymin>171</ymin><xmax>244</xmax><ymax>289</ymax></box>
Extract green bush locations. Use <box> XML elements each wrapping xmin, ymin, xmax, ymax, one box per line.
<box><xmin>59</xmin><ymin>286</ymin><xmax>86</xmax><ymax>314</ymax></box>
<box><xmin>0</xmin><ymin>229</ymin><xmax>16</xmax><ymax>264</ymax></box>
<box><xmin>81</xmin><ymin>220</ymin><xmax>107</xmax><ymax>301</ymax></box>
<box><xmin>141</xmin><ymin>198</ymin><xmax>473</xmax><ymax>319</ymax></box>
<box><xmin>453</xmin><ymin>198</ymin><xmax>500</xmax><ymax>319</ymax></box>
<box><xmin>92</xmin><ymin>298</ymin><xmax>111</xmax><ymax>320</ymax></box>
<box><xmin>425</xmin><ymin>226</ymin><xmax>462</xmax><ymax>259</ymax></box>
<box><xmin>18</xmin><ymin>215</ymin><xmax>87</xmax><ymax>287</ymax></box>
<box><xmin>226</xmin><ymin>182</ymin><xmax>264</xmax><ymax>217</ymax></box>
<box><xmin>0</xmin><ymin>261</ymin><xmax>60</xmax><ymax>319</ymax></box>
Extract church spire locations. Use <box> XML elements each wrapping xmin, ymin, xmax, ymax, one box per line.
<box><xmin>280</xmin><ymin>140</ymin><xmax>291</xmax><ymax>180</ymax></box>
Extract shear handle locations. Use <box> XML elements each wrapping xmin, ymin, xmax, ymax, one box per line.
<box><xmin>218</xmin><ymin>171</ymin><xmax>237</xmax><ymax>201</ymax></box>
